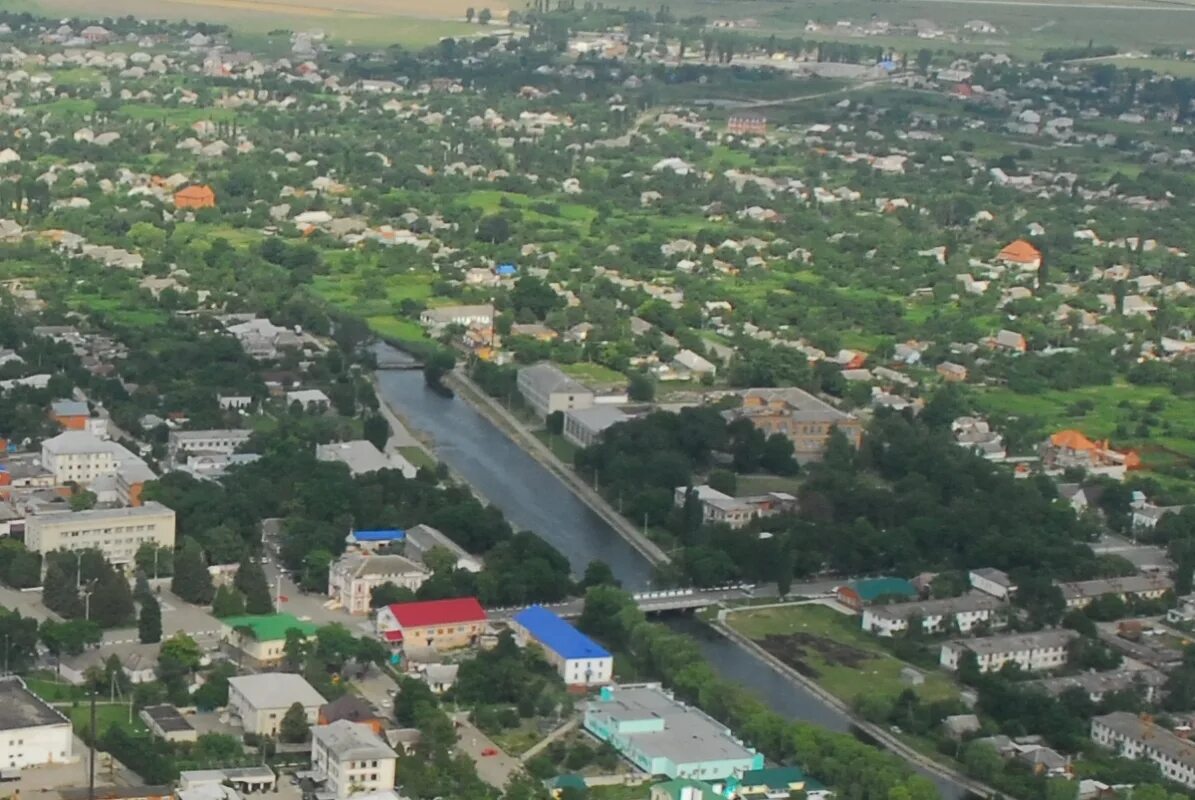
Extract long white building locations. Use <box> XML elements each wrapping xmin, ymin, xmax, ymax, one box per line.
<box><xmin>862</xmin><ymin>593</ymin><xmax>1004</xmax><ymax>637</ymax></box>
<box><xmin>24</xmin><ymin>502</ymin><xmax>176</xmax><ymax>566</ymax></box>
<box><xmin>0</xmin><ymin>677</ymin><xmax>73</xmax><ymax>769</ymax></box>
<box><xmin>940</xmin><ymin>630</ymin><xmax>1078</xmax><ymax>673</ymax></box>
<box><xmin>1091</xmin><ymin>712</ymin><xmax>1195</xmax><ymax>789</ymax></box>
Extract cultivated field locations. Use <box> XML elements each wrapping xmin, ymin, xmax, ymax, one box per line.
<box><xmin>622</xmin><ymin>0</ymin><xmax>1195</xmax><ymax>59</ymax></box>
<box><xmin>0</xmin><ymin>0</ymin><xmax>494</xmax><ymax>47</ymax></box>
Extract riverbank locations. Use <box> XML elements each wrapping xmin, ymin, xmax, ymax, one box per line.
<box><xmin>445</xmin><ymin>366</ymin><xmax>672</xmax><ymax>569</ymax></box>
<box><xmin>712</xmin><ymin>611</ymin><xmax>996</xmax><ymax>799</ymax></box>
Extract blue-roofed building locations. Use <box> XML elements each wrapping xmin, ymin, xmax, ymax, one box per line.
<box><xmin>496</xmin><ymin>263</ymin><xmax>517</xmax><ymax>276</ymax></box>
<box><xmin>346</xmin><ymin>529</ymin><xmax>406</xmax><ymax>551</ymax></box>
<box><xmin>512</xmin><ymin>605</ymin><xmax>613</xmax><ymax>686</ymax></box>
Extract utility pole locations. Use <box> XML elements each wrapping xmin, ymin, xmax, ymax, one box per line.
<box><xmin>88</xmin><ymin>693</ymin><xmax>97</xmax><ymax>800</ymax></box>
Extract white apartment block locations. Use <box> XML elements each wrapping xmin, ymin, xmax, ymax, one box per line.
<box><xmin>41</xmin><ymin>431</ymin><xmax>114</xmax><ymax>484</ymax></box>
<box><xmin>24</xmin><ymin>502</ymin><xmax>176</xmax><ymax>566</ymax></box>
<box><xmin>327</xmin><ymin>553</ymin><xmax>430</xmax><ymax>615</ymax></box>
<box><xmin>940</xmin><ymin>630</ymin><xmax>1078</xmax><ymax>673</ymax></box>
<box><xmin>1091</xmin><ymin>712</ymin><xmax>1195</xmax><ymax>789</ymax></box>
<box><xmin>862</xmin><ymin>593</ymin><xmax>1004</xmax><ymax>637</ymax></box>
<box><xmin>1057</xmin><ymin>575</ymin><xmax>1173</xmax><ymax>610</ymax></box>
<box><xmin>311</xmin><ymin>720</ymin><xmax>398</xmax><ymax>800</ymax></box>
<box><xmin>0</xmin><ymin>678</ymin><xmax>73</xmax><ymax>770</ymax></box>
<box><xmin>516</xmin><ymin>363</ymin><xmax>594</xmax><ymax>418</ymax></box>
<box><xmin>168</xmin><ymin>429</ymin><xmax>253</xmax><ymax>459</ymax></box>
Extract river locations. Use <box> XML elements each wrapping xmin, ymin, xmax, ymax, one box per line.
<box><xmin>374</xmin><ymin>368</ymin><xmax>654</xmax><ymax>589</ymax></box>
<box><xmin>375</xmin><ymin>358</ymin><xmax>967</xmax><ymax>800</ymax></box>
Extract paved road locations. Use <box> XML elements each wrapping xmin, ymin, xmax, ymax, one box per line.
<box><xmin>452</xmin><ymin>713</ymin><xmax>521</xmax><ymax>789</ymax></box>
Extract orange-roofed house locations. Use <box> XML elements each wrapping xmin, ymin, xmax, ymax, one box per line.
<box><xmin>997</xmin><ymin>239</ymin><xmax>1042</xmax><ymax>269</ymax></box>
<box><xmin>174</xmin><ymin>184</ymin><xmax>216</xmax><ymax>210</ymax></box>
<box><xmin>1042</xmin><ymin>429</ymin><xmax>1140</xmax><ymax>479</ymax></box>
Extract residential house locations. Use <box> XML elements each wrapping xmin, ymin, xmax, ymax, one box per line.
<box><xmin>937</xmin><ymin>362</ymin><xmax>968</xmax><ymax>382</ymax></box>
<box><xmin>512</xmin><ymin>605</ymin><xmax>613</xmax><ymax>686</ymax></box>
<box><xmin>861</xmin><ymin>593</ymin><xmax>1004</xmax><ymax>637</ymax></box>
<box><xmin>227</xmin><ymin>673</ymin><xmax>326</xmax><ymax>736</ymax></box>
<box><xmin>167</xmin><ymin>429</ymin><xmax>252</xmax><ymax>465</ymax></box>
<box><xmin>940</xmin><ymin>630</ymin><xmax>1079</xmax><ymax>673</ymax></box>
<box><xmin>1041</xmin><ymin>430</ymin><xmax>1140</xmax><ymax>478</ymax></box>
<box><xmin>318</xmin><ymin>695</ymin><xmax>386</xmax><ymax>735</ymax></box>
<box><xmin>583</xmin><ymin>683</ymin><xmax>763</xmax><ymax>779</ymax></box>
<box><xmin>997</xmin><ymin>239</ymin><xmax>1042</xmax><ymax>269</ymax></box>
<box><xmin>375</xmin><ymin>597</ymin><xmax>487</xmax><ymax>652</ymax></box>
<box><xmin>672</xmin><ymin>485</ymin><xmax>798</xmax><ymax>530</ymax></box>
<box><xmin>418</xmin><ymin>304</ymin><xmax>494</xmax><ymax>333</ymax></box>
<box><xmin>517</xmin><ymin>363</ymin><xmax>594</xmax><ymax>419</ymax></box>
<box><xmin>50</xmin><ymin>399</ymin><xmax>90</xmax><ymax>430</ymax></box>
<box><xmin>328</xmin><ymin>552</ymin><xmax>430</xmax><ymax>615</ymax></box>
<box><xmin>173</xmin><ymin>184</ymin><xmax>216</xmax><ymax>209</ymax></box>
<box><xmin>730</xmin><ymin>766</ymin><xmax>830</xmax><ymax>800</ymax></box>
<box><xmin>724</xmin><ymin>388</ymin><xmax>862</xmax><ymax>462</ymax></box>
<box><xmin>310</xmin><ymin>720</ymin><xmax>398</xmax><ymax>800</ymax></box>
<box><xmin>1034</xmin><ymin>668</ymin><xmax>1168</xmax><ymax>704</ymax></box>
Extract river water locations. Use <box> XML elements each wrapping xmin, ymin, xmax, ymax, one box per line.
<box><xmin>374</xmin><ymin>368</ymin><xmax>654</xmax><ymax>589</ymax></box>
<box><xmin>375</xmin><ymin>359</ymin><xmax>966</xmax><ymax>800</ymax></box>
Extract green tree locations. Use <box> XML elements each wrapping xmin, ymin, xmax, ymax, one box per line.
<box><xmin>371</xmin><ymin>582</ymin><xmax>416</xmax><ymax>608</ymax></box>
<box><xmin>363</xmin><ymin>413</ymin><xmax>390</xmax><ymax>452</ymax></box>
<box><xmin>39</xmin><ymin>619</ymin><xmax>102</xmax><ymax>658</ymax></box>
<box><xmin>478</xmin><ymin>7</ymin><xmax>492</xmax><ymax>24</ymax></box>
<box><xmin>279</xmin><ymin>702</ymin><xmax>310</xmax><ymax>743</ymax></box>
<box><xmin>69</xmin><ymin>490</ymin><xmax>97</xmax><ymax>511</ymax></box>
<box><xmin>707</xmin><ymin>469</ymin><xmax>737</xmax><ymax>496</ymax></box>
<box><xmin>90</xmin><ymin>562</ymin><xmax>135</xmax><ymax>628</ymax></box>
<box><xmin>135</xmin><ymin>542</ymin><xmax>173</xmax><ymax>578</ymax></box>
<box><xmin>234</xmin><ymin>554</ymin><xmax>274</xmax><ymax>615</ymax></box>
<box><xmin>172</xmin><ymin>538</ymin><xmax>215</xmax><ymax>605</ymax></box>
<box><xmin>211</xmin><ymin>585</ymin><xmax>246</xmax><ymax>618</ymax></box>
<box><xmin>139</xmin><ymin>595</ymin><xmax>162</xmax><ymax>644</ymax></box>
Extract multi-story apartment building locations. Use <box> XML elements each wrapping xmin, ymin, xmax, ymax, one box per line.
<box><xmin>311</xmin><ymin>720</ymin><xmax>398</xmax><ymax>800</ymax></box>
<box><xmin>167</xmin><ymin>429</ymin><xmax>253</xmax><ymax>463</ymax></box>
<box><xmin>516</xmin><ymin>363</ymin><xmax>594</xmax><ymax>419</ymax></box>
<box><xmin>862</xmin><ymin>593</ymin><xmax>1005</xmax><ymax>637</ymax></box>
<box><xmin>1091</xmin><ymin>712</ymin><xmax>1195</xmax><ymax>789</ymax></box>
<box><xmin>940</xmin><ymin>630</ymin><xmax>1078</xmax><ymax>673</ymax></box>
<box><xmin>41</xmin><ymin>431</ymin><xmax>114</xmax><ymax>484</ymax></box>
<box><xmin>24</xmin><ymin>503</ymin><xmax>176</xmax><ymax>567</ymax></box>
<box><xmin>722</xmin><ymin>388</ymin><xmax>862</xmax><ymax>462</ymax></box>
<box><xmin>1056</xmin><ymin>575</ymin><xmax>1173</xmax><ymax>610</ymax></box>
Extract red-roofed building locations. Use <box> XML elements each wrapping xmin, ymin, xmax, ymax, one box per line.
<box><xmin>376</xmin><ymin>597</ymin><xmax>487</xmax><ymax>652</ymax></box>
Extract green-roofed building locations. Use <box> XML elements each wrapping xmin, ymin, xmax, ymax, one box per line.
<box><xmin>219</xmin><ymin>613</ymin><xmax>319</xmax><ymax>667</ymax></box>
<box><xmin>549</xmin><ymin>775</ymin><xmax>587</xmax><ymax>797</ymax></box>
<box><xmin>731</xmin><ymin>766</ymin><xmax>831</xmax><ymax>800</ymax></box>
<box><xmin>650</xmin><ymin>778</ymin><xmax>721</xmax><ymax>800</ymax></box>
<box><xmin>835</xmin><ymin>577</ymin><xmax>918</xmax><ymax>611</ymax></box>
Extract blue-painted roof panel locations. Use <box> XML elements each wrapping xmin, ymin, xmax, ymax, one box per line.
<box><xmin>514</xmin><ymin>605</ymin><xmax>611</xmax><ymax>661</ymax></box>
<box><xmin>351</xmin><ymin>529</ymin><xmax>406</xmax><ymax>542</ymax></box>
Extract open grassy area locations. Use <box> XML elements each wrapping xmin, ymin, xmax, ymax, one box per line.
<box><xmin>736</xmin><ymin>473</ymin><xmax>803</xmax><ymax>495</ymax></box>
<box><xmin>1081</xmin><ymin>55</ymin><xmax>1195</xmax><ymax>78</ymax></box>
<box><xmin>976</xmin><ymin>382</ymin><xmax>1195</xmax><ymax>464</ymax></box>
<box><xmin>398</xmin><ymin>445</ymin><xmax>437</xmax><ymax>470</ymax></box>
<box><xmin>560</xmin><ymin>362</ymin><xmax>627</xmax><ymax>386</ymax></box>
<box><xmin>67</xmin><ymin>702</ymin><xmax>147</xmax><ymax>739</ymax></box>
<box><xmin>727</xmin><ymin>604</ymin><xmax>958</xmax><ymax>705</ymax></box>
<box><xmin>25</xmin><ymin>675</ymin><xmax>88</xmax><ymax>702</ymax></box>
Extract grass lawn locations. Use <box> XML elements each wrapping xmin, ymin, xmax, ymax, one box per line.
<box><xmin>1082</xmin><ymin>56</ymin><xmax>1195</xmax><ymax>78</ymax></box>
<box><xmin>366</xmin><ymin>316</ymin><xmax>426</xmax><ymax>342</ymax></box>
<box><xmin>727</xmin><ymin>604</ymin><xmax>958</xmax><ymax>705</ymax></box>
<box><xmin>560</xmin><ymin>362</ymin><xmax>627</xmax><ymax>386</ymax></box>
<box><xmin>67</xmin><ymin>702</ymin><xmax>147</xmax><ymax>739</ymax></box>
<box><xmin>534</xmin><ymin>429</ymin><xmax>579</xmax><ymax>463</ymax></box>
<box><xmin>25</xmin><ymin>675</ymin><xmax>87</xmax><ymax>702</ymax></box>
<box><xmin>488</xmin><ymin>720</ymin><xmax>542</xmax><ymax>756</ymax></box>
<box><xmin>589</xmin><ymin>783</ymin><xmax>656</xmax><ymax>800</ymax></box>
<box><xmin>398</xmin><ymin>446</ymin><xmax>437</xmax><ymax>470</ymax></box>
<box><xmin>736</xmin><ymin>473</ymin><xmax>803</xmax><ymax>495</ymax></box>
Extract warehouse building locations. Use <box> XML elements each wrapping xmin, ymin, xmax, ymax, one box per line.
<box><xmin>0</xmin><ymin>677</ymin><xmax>73</xmax><ymax>769</ymax></box>
<box><xmin>511</xmin><ymin>605</ymin><xmax>613</xmax><ymax>686</ymax></box>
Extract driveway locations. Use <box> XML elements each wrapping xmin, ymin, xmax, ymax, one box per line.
<box><xmin>452</xmin><ymin>713</ymin><xmax>521</xmax><ymax>789</ymax></box>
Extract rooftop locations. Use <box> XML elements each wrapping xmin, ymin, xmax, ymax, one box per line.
<box><xmin>1057</xmin><ymin>575</ymin><xmax>1173</xmax><ymax>600</ymax></box>
<box><xmin>514</xmin><ymin>605</ymin><xmax>611</xmax><ymax>661</ymax></box>
<box><xmin>0</xmin><ymin>677</ymin><xmax>71</xmax><ymax>730</ymax></box>
<box><xmin>948</xmin><ymin>629</ymin><xmax>1079</xmax><ymax>656</ymax></box>
<box><xmin>865</xmin><ymin>592</ymin><xmax>1003</xmax><ymax>622</ymax></box>
<box><xmin>222</xmin><ymin>613</ymin><xmax>318</xmax><ymax>642</ymax></box>
<box><xmin>386</xmin><ymin>597</ymin><xmax>486</xmax><ymax>628</ymax></box>
<box><xmin>350</xmin><ymin>529</ymin><xmax>405</xmax><ymax>543</ymax></box>
<box><xmin>519</xmin><ymin>362</ymin><xmax>592</xmax><ymax>397</ymax></box>
<box><xmin>1094</xmin><ymin>712</ymin><xmax>1195</xmax><ymax>767</ymax></box>
<box><xmin>847</xmin><ymin>577</ymin><xmax>918</xmax><ymax>602</ymax></box>
<box><xmin>316</xmin><ymin>440</ymin><xmax>392</xmax><ymax>474</ymax></box>
<box><xmin>228</xmin><ymin>673</ymin><xmax>326</xmax><ymax>710</ymax></box>
<box><xmin>585</xmin><ymin>684</ymin><xmax>757</xmax><ymax>767</ymax></box>
<box><xmin>320</xmin><ymin>694</ymin><xmax>382</xmax><ymax>725</ymax></box>
<box><xmin>51</xmin><ymin>399</ymin><xmax>89</xmax><ymax>417</ymax></box>
<box><xmin>27</xmin><ymin>502</ymin><xmax>173</xmax><ymax>527</ymax></box>
<box><xmin>314</xmin><ymin>719</ymin><xmax>398</xmax><ymax>761</ymax></box>
<box><xmin>563</xmin><ymin>406</ymin><xmax>631</xmax><ymax>433</ymax></box>
<box><xmin>141</xmin><ymin>704</ymin><xmax>194</xmax><ymax>732</ymax></box>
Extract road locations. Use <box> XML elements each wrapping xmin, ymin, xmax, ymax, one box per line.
<box><xmin>452</xmin><ymin>713</ymin><xmax>520</xmax><ymax>789</ymax></box>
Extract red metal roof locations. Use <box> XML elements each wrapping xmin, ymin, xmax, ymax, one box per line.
<box><xmin>386</xmin><ymin>597</ymin><xmax>486</xmax><ymax>628</ymax></box>
<box><xmin>382</xmin><ymin>629</ymin><xmax>404</xmax><ymax>642</ymax></box>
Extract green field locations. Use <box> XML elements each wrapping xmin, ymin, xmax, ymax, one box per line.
<box><xmin>560</xmin><ymin>362</ymin><xmax>628</xmax><ymax>386</ymax></box>
<box><xmin>0</xmin><ymin>0</ymin><xmax>482</xmax><ymax>48</ymax></box>
<box><xmin>68</xmin><ymin>702</ymin><xmax>147</xmax><ymax>738</ymax></box>
<box><xmin>1082</xmin><ymin>56</ymin><xmax>1195</xmax><ymax>78</ymax></box>
<box><xmin>976</xmin><ymin>382</ymin><xmax>1195</xmax><ymax>463</ymax></box>
<box><xmin>728</xmin><ymin>604</ymin><xmax>958</xmax><ymax>704</ymax></box>
<box><xmin>398</xmin><ymin>446</ymin><xmax>437</xmax><ymax>470</ymax></box>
